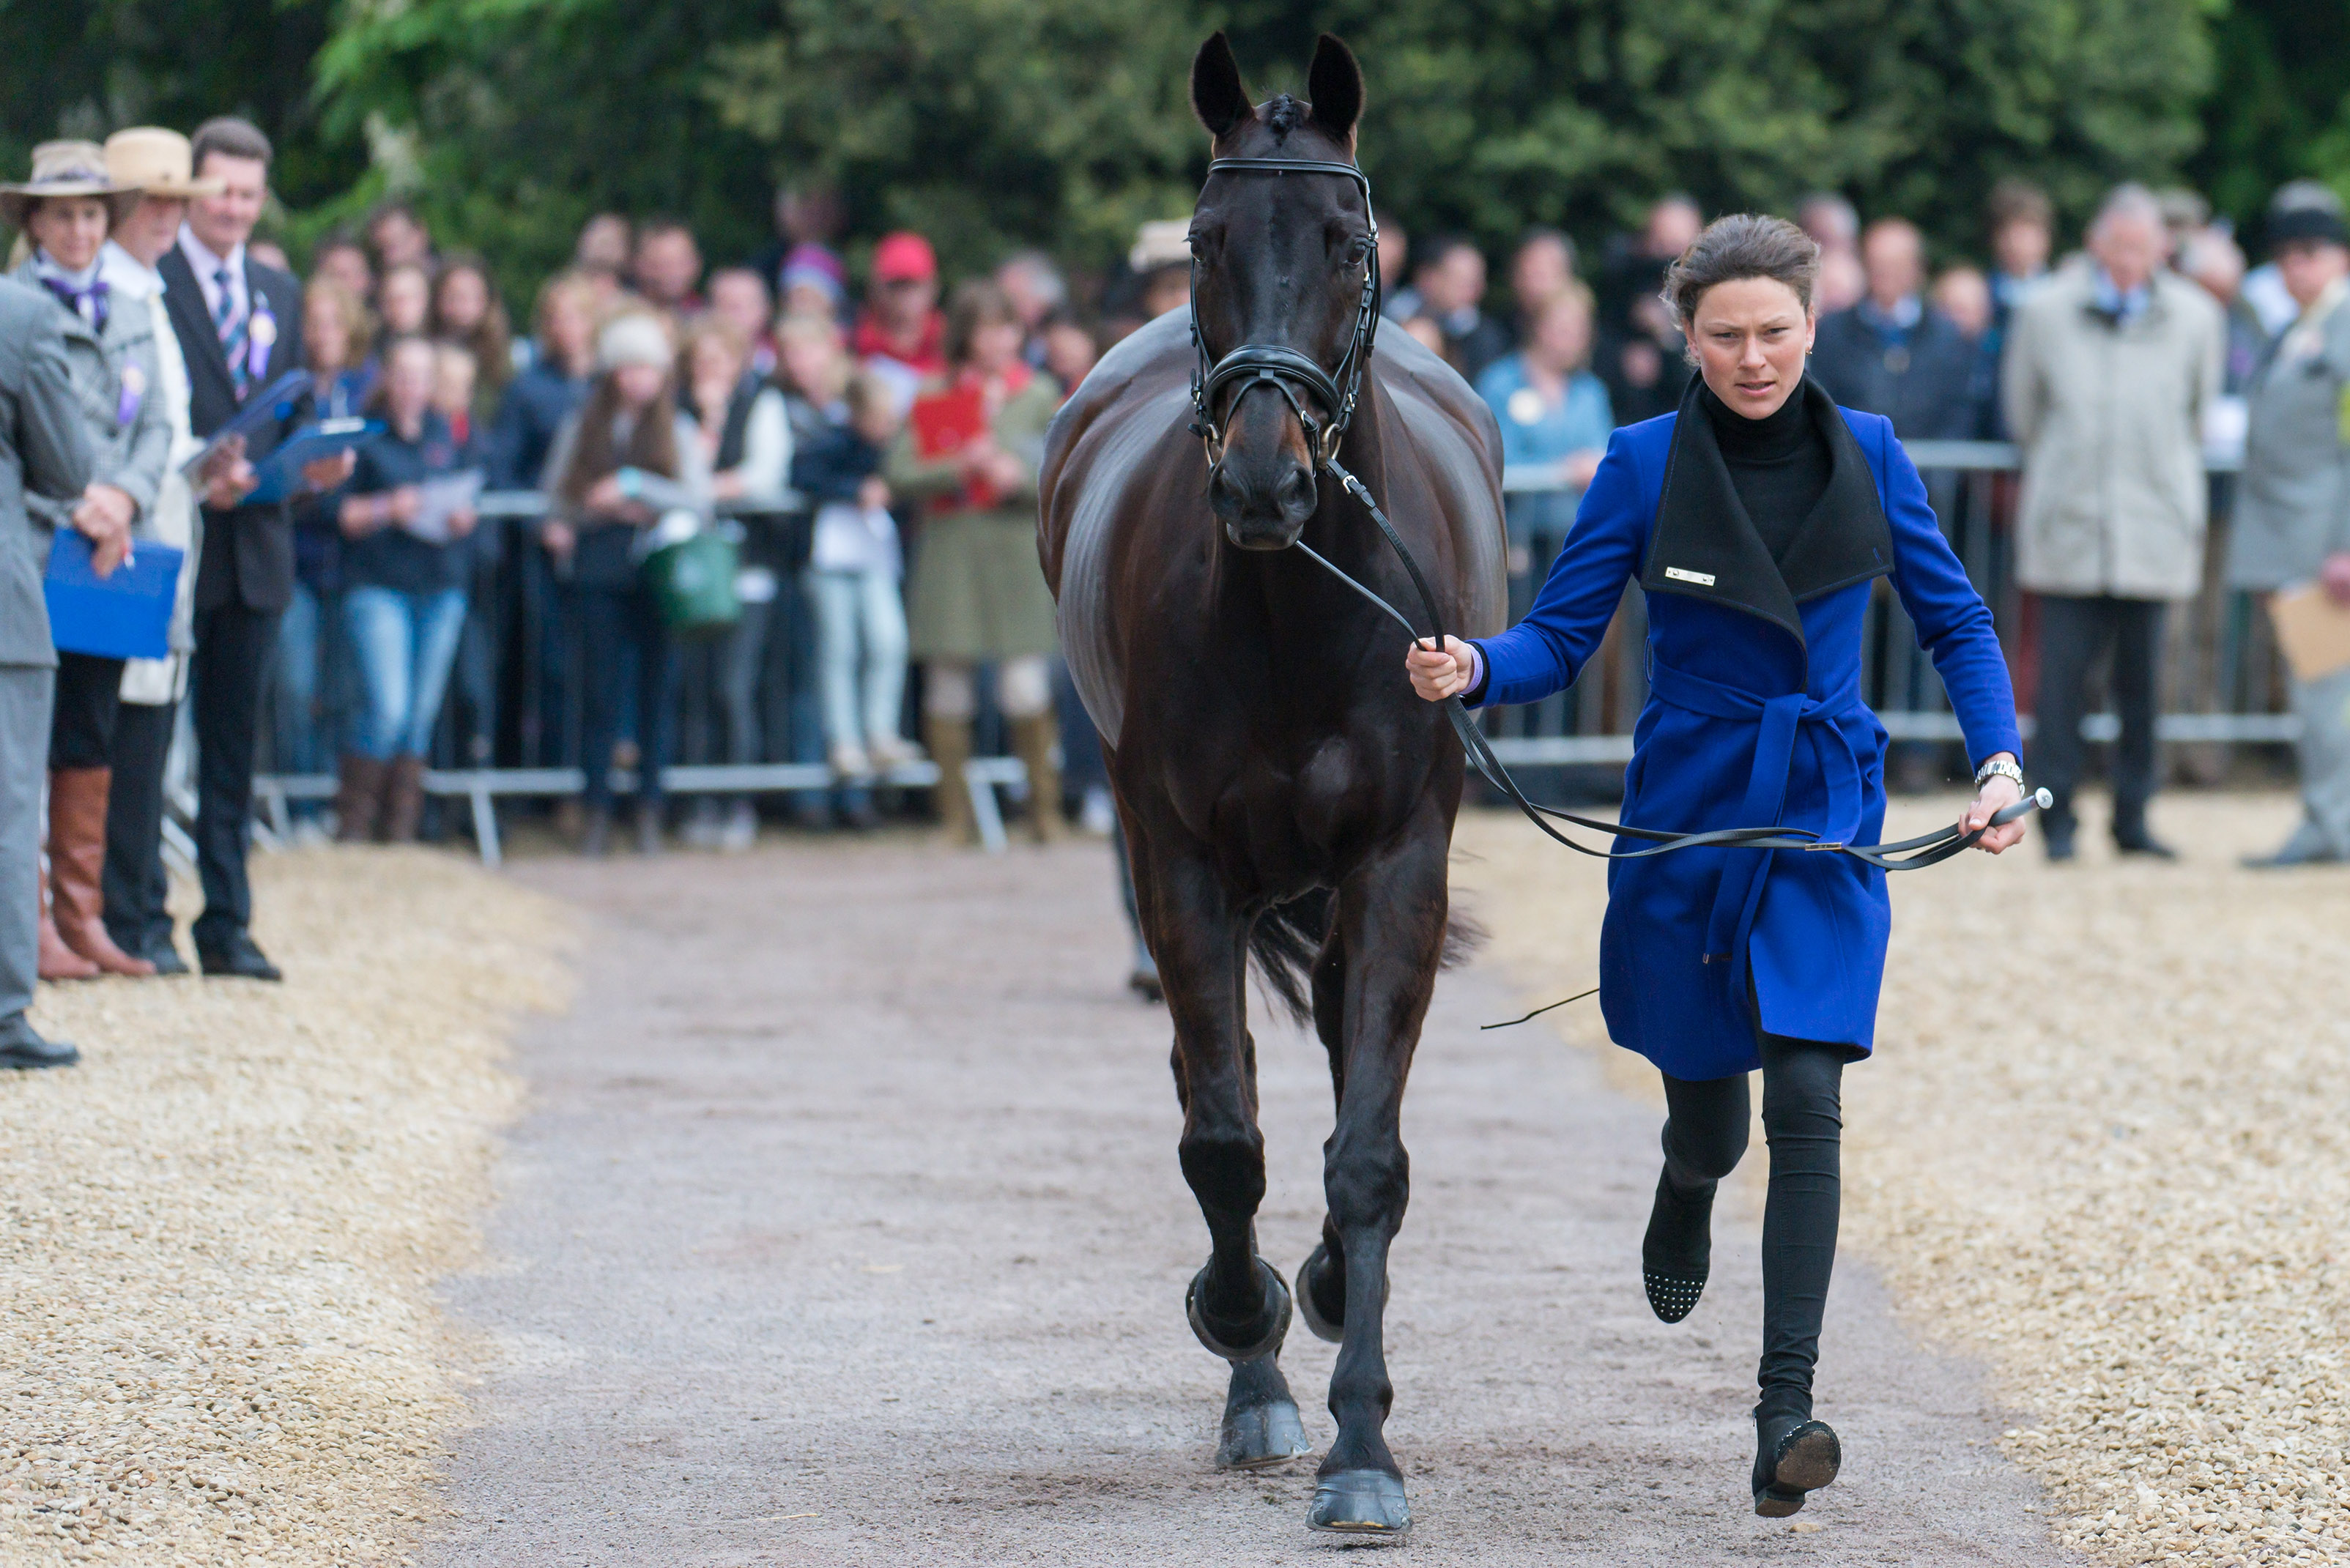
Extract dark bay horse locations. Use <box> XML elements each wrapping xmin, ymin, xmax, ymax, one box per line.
<box><xmin>1038</xmin><ymin>31</ymin><xmax>1506</xmax><ymax>1537</ymax></box>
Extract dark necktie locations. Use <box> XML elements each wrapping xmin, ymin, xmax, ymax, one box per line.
<box><xmin>215</xmin><ymin>266</ymin><xmax>251</xmax><ymax>396</ymax></box>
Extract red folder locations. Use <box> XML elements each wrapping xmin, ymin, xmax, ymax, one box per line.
<box><xmin>909</xmin><ymin>384</ymin><xmax>996</xmax><ymax>510</ymax></box>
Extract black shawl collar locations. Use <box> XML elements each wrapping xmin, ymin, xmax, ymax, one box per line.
<box><xmin>1639</xmin><ymin>373</ymin><xmax>1893</xmax><ymax>646</ymax></box>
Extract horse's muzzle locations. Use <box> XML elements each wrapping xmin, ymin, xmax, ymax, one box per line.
<box><xmin>1211</xmin><ymin>457</ymin><xmax>1317</xmax><ymax>550</ymax></box>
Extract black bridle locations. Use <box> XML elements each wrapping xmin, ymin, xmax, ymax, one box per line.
<box><xmin>1187</xmin><ymin>157</ymin><xmax>1381</xmax><ymax>480</ymax></box>
<box><xmin>1180</xmin><ymin>153</ymin><xmax>2042</xmax><ymax>896</ymax></box>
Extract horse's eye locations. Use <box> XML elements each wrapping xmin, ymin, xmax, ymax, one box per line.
<box><xmin>1341</xmin><ymin>235</ymin><xmax>1372</xmax><ymax>269</ymax></box>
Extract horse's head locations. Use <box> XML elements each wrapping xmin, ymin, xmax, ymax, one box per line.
<box><xmin>1188</xmin><ymin>32</ymin><xmax>1370</xmax><ymax>551</ymax></box>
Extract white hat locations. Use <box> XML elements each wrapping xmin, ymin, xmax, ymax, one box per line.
<box><xmin>596</xmin><ymin>311</ymin><xmax>673</xmax><ymax>373</ymax></box>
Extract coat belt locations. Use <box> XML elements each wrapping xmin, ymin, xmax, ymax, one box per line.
<box><xmin>1642</xmin><ymin>661</ymin><xmax>1867</xmax><ymax>986</ymax></box>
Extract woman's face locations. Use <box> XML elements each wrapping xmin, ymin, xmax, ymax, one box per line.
<box><xmin>611</xmin><ymin>362</ymin><xmax>667</xmax><ymax>409</ymax></box>
<box><xmin>379</xmin><ymin>267</ymin><xmax>431</xmax><ymax>335</ymax></box>
<box><xmin>779</xmin><ymin>332</ymin><xmax>839</xmax><ymax>400</ymax></box>
<box><xmin>436</xmin><ymin>267</ymin><xmax>489</xmax><ymax>332</ymax></box>
<box><xmin>1529</xmin><ymin>297</ymin><xmax>1592</xmax><ymax>373</ymax></box>
<box><xmin>1688</xmin><ymin>276</ymin><xmax>1814</xmax><ymax>420</ymax></box>
<box><xmin>29</xmin><ymin>196</ymin><xmax>109</xmax><ymax>273</ymax></box>
<box><xmin>689</xmin><ymin>335</ymin><xmax>743</xmax><ymax>393</ymax></box>
<box><xmin>544</xmin><ymin>291</ymin><xmax>594</xmax><ymax>371</ymax></box>
<box><xmin>384</xmin><ymin>342</ymin><xmax>436</xmax><ymax>425</ymax></box>
<box><xmin>304</xmin><ymin>294</ymin><xmax>351</xmax><ymax>371</ymax></box>
<box><xmin>316</xmin><ymin>244</ymin><xmax>372</xmax><ymax>302</ymax></box>
<box><xmin>967</xmin><ymin>319</ymin><xmax>1024</xmax><ymax>375</ymax></box>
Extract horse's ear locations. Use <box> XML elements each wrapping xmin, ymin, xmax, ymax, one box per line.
<box><xmin>1191</xmin><ymin>32</ymin><xmax>1254</xmax><ymax>141</ymax></box>
<box><xmin>1306</xmin><ymin>33</ymin><xmax>1363</xmax><ymax>147</ymax></box>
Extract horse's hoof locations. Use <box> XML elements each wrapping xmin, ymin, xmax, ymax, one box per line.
<box><xmin>1187</xmin><ymin>1256</ymin><xmax>1291</xmax><ymax>1363</ymax></box>
<box><xmin>1294</xmin><ymin>1244</ymin><xmax>1344</xmax><ymax>1343</ymax></box>
<box><xmin>1217</xmin><ymin>1383</ymin><xmax>1311</xmax><ymax>1469</ymax></box>
<box><xmin>1307</xmin><ymin>1468</ymin><xmax>1411</xmax><ymax>1537</ymax></box>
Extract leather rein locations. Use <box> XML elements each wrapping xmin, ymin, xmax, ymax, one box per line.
<box><xmin>1185</xmin><ymin>155</ymin><xmax>2043</xmax><ymax>873</ymax></box>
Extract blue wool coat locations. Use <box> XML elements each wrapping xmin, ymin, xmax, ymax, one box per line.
<box><xmin>1469</xmin><ymin>392</ymin><xmax>2020</xmax><ymax>1080</ymax></box>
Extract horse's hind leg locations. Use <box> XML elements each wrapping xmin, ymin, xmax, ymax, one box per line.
<box><xmin>1145</xmin><ymin>844</ymin><xmax>1311</xmax><ymax>1468</ymax></box>
<box><xmin>1307</xmin><ymin>814</ymin><xmax>1449</xmax><ymax>1537</ymax></box>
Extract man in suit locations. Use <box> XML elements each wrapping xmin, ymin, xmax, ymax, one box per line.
<box><xmin>160</xmin><ymin>117</ymin><xmax>352</xmax><ymax>980</ymax></box>
<box><xmin>0</xmin><ymin>278</ymin><xmax>97</xmax><ymax>1066</ymax></box>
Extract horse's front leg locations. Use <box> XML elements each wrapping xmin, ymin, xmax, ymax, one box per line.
<box><xmin>1141</xmin><ymin>836</ymin><xmax>1311</xmax><ymax>1469</ymax></box>
<box><xmin>1308</xmin><ymin>814</ymin><xmax>1449</xmax><ymax>1536</ymax></box>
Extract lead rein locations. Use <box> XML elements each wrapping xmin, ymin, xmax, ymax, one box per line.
<box><xmin>1291</xmin><ymin>465</ymin><xmax>2045</xmax><ymax>871</ymax></box>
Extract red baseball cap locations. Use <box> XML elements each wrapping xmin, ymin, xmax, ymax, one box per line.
<box><xmin>872</xmin><ymin>231</ymin><xmax>937</xmax><ymax>284</ymax></box>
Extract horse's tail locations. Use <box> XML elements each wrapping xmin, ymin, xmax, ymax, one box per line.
<box><xmin>1248</xmin><ymin>891</ymin><xmax>1333</xmax><ymax>1028</ymax></box>
<box><xmin>1247</xmin><ymin>891</ymin><xmax>1486</xmax><ymax>1028</ymax></box>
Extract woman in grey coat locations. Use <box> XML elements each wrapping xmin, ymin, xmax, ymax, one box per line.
<box><xmin>2227</xmin><ymin>183</ymin><xmax>2350</xmax><ymax>867</ymax></box>
<box><xmin>1</xmin><ymin>141</ymin><xmax>171</xmax><ymax>977</ymax></box>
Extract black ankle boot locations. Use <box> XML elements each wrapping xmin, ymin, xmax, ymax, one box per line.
<box><xmin>1752</xmin><ymin>1399</ymin><xmax>1840</xmax><ymax>1517</ymax></box>
<box><xmin>1641</xmin><ymin>1168</ymin><xmax>1713</xmax><ymax>1323</ymax></box>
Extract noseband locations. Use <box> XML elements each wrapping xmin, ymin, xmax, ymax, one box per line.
<box><xmin>1187</xmin><ymin>157</ymin><xmax>1381</xmax><ymax>477</ymax></box>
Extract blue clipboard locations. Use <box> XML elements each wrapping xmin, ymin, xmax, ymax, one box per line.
<box><xmin>179</xmin><ymin>369</ymin><xmax>313</xmax><ymax>479</ymax></box>
<box><xmin>243</xmin><ymin>417</ymin><xmax>381</xmax><ymax>505</ymax></box>
<box><xmin>42</xmin><ymin>530</ymin><xmax>185</xmax><ymax>661</ymax></box>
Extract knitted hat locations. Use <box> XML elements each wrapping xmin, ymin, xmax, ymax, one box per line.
<box><xmin>596</xmin><ymin>311</ymin><xmax>673</xmax><ymax>373</ymax></box>
<box><xmin>2268</xmin><ymin>181</ymin><xmax>2349</xmax><ymax>250</ymax></box>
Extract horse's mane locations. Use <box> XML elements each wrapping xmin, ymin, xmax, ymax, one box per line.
<box><xmin>1263</xmin><ymin>94</ymin><xmax>1308</xmax><ymax>138</ymax></box>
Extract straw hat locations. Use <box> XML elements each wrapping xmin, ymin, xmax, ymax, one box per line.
<box><xmin>102</xmin><ymin>127</ymin><xmax>223</xmax><ymax>200</ymax></box>
<box><xmin>0</xmin><ymin>141</ymin><xmax>139</xmax><ymax>230</ymax></box>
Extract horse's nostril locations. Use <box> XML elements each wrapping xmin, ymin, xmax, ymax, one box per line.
<box><xmin>1275</xmin><ymin>467</ymin><xmax>1316</xmax><ymax>517</ymax></box>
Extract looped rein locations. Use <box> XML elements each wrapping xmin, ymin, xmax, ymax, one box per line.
<box><xmin>1183</xmin><ymin>155</ymin><xmax>2037</xmax><ymax>873</ymax></box>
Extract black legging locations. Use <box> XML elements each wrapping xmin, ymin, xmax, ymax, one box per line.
<box><xmin>1659</xmin><ymin>1028</ymin><xmax>1850</xmax><ymax>1419</ymax></box>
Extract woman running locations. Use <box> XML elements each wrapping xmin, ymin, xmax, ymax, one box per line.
<box><xmin>1404</xmin><ymin>214</ymin><xmax>2028</xmax><ymax>1516</ymax></box>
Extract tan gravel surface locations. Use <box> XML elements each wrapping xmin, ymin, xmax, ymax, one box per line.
<box><xmin>422</xmin><ymin>834</ymin><xmax>2073</xmax><ymax>1564</ymax></box>
<box><xmin>1456</xmin><ymin>789</ymin><xmax>2350</xmax><ymax>1567</ymax></box>
<box><xmin>0</xmin><ymin>848</ymin><xmax>570</xmax><ymax>1567</ymax></box>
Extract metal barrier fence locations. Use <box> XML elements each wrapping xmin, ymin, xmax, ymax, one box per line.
<box><xmin>242</xmin><ymin>441</ymin><xmax>2291</xmax><ymax>863</ymax></box>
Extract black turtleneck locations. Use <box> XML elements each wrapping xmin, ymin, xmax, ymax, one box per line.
<box><xmin>1702</xmin><ymin>380</ymin><xmax>1831</xmax><ymax>564</ymax></box>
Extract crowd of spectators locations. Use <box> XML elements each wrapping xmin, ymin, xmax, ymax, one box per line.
<box><xmin>2</xmin><ymin>105</ymin><xmax>2346</xmax><ymax>1071</ymax></box>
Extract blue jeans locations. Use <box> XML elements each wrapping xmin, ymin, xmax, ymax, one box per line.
<box><xmin>808</xmin><ymin>568</ymin><xmax>909</xmax><ymax>753</ymax></box>
<box><xmin>272</xmin><ymin>581</ymin><xmax>337</xmax><ymax>783</ymax></box>
<box><xmin>341</xmin><ymin>585</ymin><xmax>468</xmax><ymax>761</ymax></box>
<box><xmin>577</xmin><ymin>581</ymin><xmax>677</xmax><ymax>813</ymax></box>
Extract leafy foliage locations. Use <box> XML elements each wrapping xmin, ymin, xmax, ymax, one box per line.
<box><xmin>0</xmin><ymin>0</ymin><xmax>2321</xmax><ymax>291</ymax></box>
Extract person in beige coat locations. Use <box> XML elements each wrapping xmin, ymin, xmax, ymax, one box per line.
<box><xmin>98</xmin><ymin>128</ymin><xmax>215</xmax><ymax>972</ymax></box>
<box><xmin>2003</xmin><ymin>184</ymin><xmax>2225</xmax><ymax>860</ymax></box>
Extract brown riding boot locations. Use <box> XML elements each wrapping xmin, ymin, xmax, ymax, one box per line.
<box><xmin>335</xmin><ymin>754</ymin><xmax>386</xmax><ymax>844</ymax></box>
<box><xmin>923</xmin><ymin>715</ymin><xmax>979</xmax><ymax>847</ymax></box>
<box><xmin>48</xmin><ymin>768</ymin><xmax>155</xmax><ymax>976</ymax></box>
<box><xmin>1009</xmin><ymin>714</ymin><xmax>1070</xmax><ymax>844</ymax></box>
<box><xmin>37</xmin><ymin>858</ymin><xmax>98</xmax><ymax>981</ymax></box>
<box><xmin>382</xmin><ymin>755</ymin><xmax>427</xmax><ymax>844</ymax></box>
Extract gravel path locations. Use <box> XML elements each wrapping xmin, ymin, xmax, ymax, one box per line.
<box><xmin>0</xmin><ymin>848</ymin><xmax>568</xmax><ymax>1567</ymax></box>
<box><xmin>424</xmin><ymin>833</ymin><xmax>2072</xmax><ymax>1566</ymax></box>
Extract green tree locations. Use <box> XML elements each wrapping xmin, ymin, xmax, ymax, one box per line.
<box><xmin>2191</xmin><ymin>0</ymin><xmax>2350</xmax><ymax>234</ymax></box>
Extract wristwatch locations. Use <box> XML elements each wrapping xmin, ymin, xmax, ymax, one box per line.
<box><xmin>1973</xmin><ymin>756</ymin><xmax>2025</xmax><ymax>791</ymax></box>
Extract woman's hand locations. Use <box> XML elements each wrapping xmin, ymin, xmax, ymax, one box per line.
<box><xmin>1962</xmin><ymin>756</ymin><xmax>2026</xmax><ymax>854</ymax></box>
<box><xmin>856</xmin><ymin>475</ymin><xmax>891</xmax><ymax>510</ymax></box>
<box><xmin>584</xmin><ymin>474</ymin><xmax>630</xmax><ymax>512</ymax></box>
<box><xmin>1404</xmin><ymin>635</ymin><xmax>1477</xmax><ymax>702</ymax></box>
<box><xmin>72</xmin><ymin>483</ymin><xmax>136</xmax><ymax>577</ymax></box>
<box><xmin>447</xmin><ymin>507</ymin><xmax>478</xmax><ymax>540</ymax></box>
<box><xmin>2321</xmin><ymin>549</ymin><xmax>2350</xmax><ymax>607</ymax></box>
<box><xmin>541</xmin><ymin>519</ymin><xmax>575</xmax><ymax>559</ymax></box>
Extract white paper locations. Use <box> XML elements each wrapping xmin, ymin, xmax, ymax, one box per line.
<box><xmin>401</xmin><ymin>469</ymin><xmax>484</xmax><ymax>544</ymax></box>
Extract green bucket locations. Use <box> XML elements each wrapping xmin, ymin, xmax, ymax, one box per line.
<box><xmin>644</xmin><ymin>527</ymin><xmax>742</xmax><ymax>636</ymax></box>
